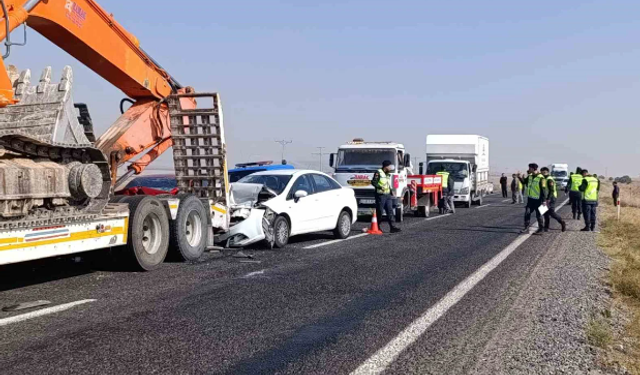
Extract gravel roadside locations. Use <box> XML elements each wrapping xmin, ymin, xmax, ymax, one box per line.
<box><xmin>471</xmin><ymin>218</ymin><xmax>613</xmax><ymax>375</ymax></box>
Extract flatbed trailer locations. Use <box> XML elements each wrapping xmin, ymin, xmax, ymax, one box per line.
<box><xmin>0</xmin><ymin>90</ymin><xmax>230</xmax><ymax>271</ymax></box>
<box><xmin>407</xmin><ymin>174</ymin><xmax>443</xmax><ymax>217</ymax></box>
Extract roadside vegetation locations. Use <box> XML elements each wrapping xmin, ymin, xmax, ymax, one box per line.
<box><xmin>595</xmin><ymin>180</ymin><xmax>640</xmax><ymax>374</ymax></box>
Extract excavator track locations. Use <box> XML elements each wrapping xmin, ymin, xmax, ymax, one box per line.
<box><xmin>169</xmin><ymin>92</ymin><xmax>227</xmax><ymax>204</ymax></box>
<box><xmin>0</xmin><ymin>66</ymin><xmax>111</xmax><ymax>230</ymax></box>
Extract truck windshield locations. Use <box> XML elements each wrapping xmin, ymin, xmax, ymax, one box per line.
<box><xmin>551</xmin><ymin>171</ymin><xmax>568</xmax><ymax>178</ymax></box>
<box><xmin>427</xmin><ymin>162</ymin><xmax>469</xmax><ymax>180</ymax></box>
<box><xmin>336</xmin><ymin>149</ymin><xmax>396</xmax><ymax>171</ymax></box>
<box><xmin>237</xmin><ymin>174</ymin><xmax>292</xmax><ymax>195</ymax></box>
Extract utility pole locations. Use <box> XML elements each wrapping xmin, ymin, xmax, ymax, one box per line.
<box><xmin>275</xmin><ymin>140</ymin><xmax>292</xmax><ymax>163</ymax></box>
<box><xmin>312</xmin><ymin>147</ymin><xmax>326</xmax><ymax>172</ymax></box>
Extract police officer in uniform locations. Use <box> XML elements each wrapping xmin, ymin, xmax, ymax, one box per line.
<box><xmin>372</xmin><ymin>160</ymin><xmax>401</xmax><ymax>233</ymax></box>
<box><xmin>541</xmin><ymin>167</ymin><xmax>567</xmax><ymax>232</ymax></box>
<box><xmin>437</xmin><ymin>166</ymin><xmax>455</xmax><ymax>214</ymax></box>
<box><xmin>566</xmin><ymin>167</ymin><xmax>583</xmax><ymax>220</ymax></box>
<box><xmin>579</xmin><ymin>169</ymin><xmax>600</xmax><ymax>232</ymax></box>
<box><xmin>520</xmin><ymin>163</ymin><xmax>546</xmax><ymax>234</ymax></box>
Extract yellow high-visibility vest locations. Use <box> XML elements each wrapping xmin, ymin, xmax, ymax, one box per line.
<box><xmin>436</xmin><ymin>172</ymin><xmax>450</xmax><ymax>189</ymax></box>
<box><xmin>583</xmin><ymin>176</ymin><xmax>599</xmax><ymax>202</ymax></box>
<box><xmin>528</xmin><ymin>174</ymin><xmax>544</xmax><ymax>199</ymax></box>
<box><xmin>376</xmin><ymin>169</ymin><xmax>391</xmax><ymax>194</ymax></box>
<box><xmin>570</xmin><ymin>174</ymin><xmax>584</xmax><ymax>192</ymax></box>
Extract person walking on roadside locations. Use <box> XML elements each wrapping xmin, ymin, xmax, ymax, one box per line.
<box><xmin>437</xmin><ymin>167</ymin><xmax>455</xmax><ymax>214</ymax></box>
<box><xmin>500</xmin><ymin>173</ymin><xmax>508</xmax><ymax>198</ymax></box>
<box><xmin>567</xmin><ymin>167</ymin><xmax>584</xmax><ymax>220</ymax></box>
<box><xmin>541</xmin><ymin>167</ymin><xmax>567</xmax><ymax>232</ymax></box>
<box><xmin>372</xmin><ymin>160</ymin><xmax>401</xmax><ymax>233</ymax></box>
<box><xmin>519</xmin><ymin>163</ymin><xmax>546</xmax><ymax>234</ymax></box>
<box><xmin>613</xmin><ymin>181</ymin><xmax>620</xmax><ymax>206</ymax></box>
<box><xmin>511</xmin><ymin>173</ymin><xmax>523</xmax><ymax>204</ymax></box>
<box><xmin>579</xmin><ymin>169</ymin><xmax>600</xmax><ymax>232</ymax></box>
<box><xmin>523</xmin><ymin>170</ymin><xmax>532</xmax><ymax>205</ymax></box>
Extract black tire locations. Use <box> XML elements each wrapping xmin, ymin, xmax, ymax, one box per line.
<box><xmin>122</xmin><ymin>196</ymin><xmax>170</xmax><ymax>271</ymax></box>
<box><xmin>334</xmin><ymin>210</ymin><xmax>352</xmax><ymax>239</ymax></box>
<box><xmin>169</xmin><ymin>194</ymin><xmax>208</xmax><ymax>262</ymax></box>
<box><xmin>109</xmin><ymin>195</ymin><xmax>130</xmax><ymax>203</ymax></box>
<box><xmin>273</xmin><ymin>216</ymin><xmax>290</xmax><ymax>248</ymax></box>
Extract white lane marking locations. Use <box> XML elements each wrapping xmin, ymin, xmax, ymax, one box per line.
<box><xmin>501</xmin><ymin>199</ymin><xmax>511</xmax><ymax>202</ymax></box>
<box><xmin>303</xmin><ymin>233</ymin><xmax>369</xmax><ymax>249</ymax></box>
<box><xmin>424</xmin><ymin>214</ymin><xmax>451</xmax><ymax>221</ymax></box>
<box><xmin>243</xmin><ymin>269</ymin><xmax>266</xmax><ymax>278</ymax></box>
<box><xmin>350</xmin><ymin>198</ymin><xmax>569</xmax><ymax>375</ymax></box>
<box><xmin>475</xmin><ymin>204</ymin><xmax>493</xmax><ymax>209</ymax></box>
<box><xmin>0</xmin><ymin>299</ymin><xmax>96</xmax><ymax>327</ymax></box>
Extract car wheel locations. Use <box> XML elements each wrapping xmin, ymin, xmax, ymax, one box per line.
<box><xmin>274</xmin><ymin>216</ymin><xmax>290</xmax><ymax>248</ymax></box>
<box><xmin>334</xmin><ymin>210</ymin><xmax>352</xmax><ymax>239</ymax></box>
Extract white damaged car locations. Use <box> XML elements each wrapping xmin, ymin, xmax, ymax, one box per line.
<box><xmin>219</xmin><ymin>170</ymin><xmax>358</xmax><ymax>248</ymax></box>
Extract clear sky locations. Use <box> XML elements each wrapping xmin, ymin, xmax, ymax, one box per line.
<box><xmin>8</xmin><ymin>0</ymin><xmax>639</xmax><ymax>177</ymax></box>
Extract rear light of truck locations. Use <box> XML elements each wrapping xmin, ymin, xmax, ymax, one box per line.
<box><xmin>393</xmin><ymin>175</ymin><xmax>399</xmax><ymax>189</ymax></box>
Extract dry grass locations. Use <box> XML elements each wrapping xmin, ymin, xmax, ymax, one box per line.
<box><xmin>597</xmin><ymin>181</ymin><xmax>640</xmax><ymax>373</ymax></box>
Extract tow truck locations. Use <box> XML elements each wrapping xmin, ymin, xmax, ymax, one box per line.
<box><xmin>0</xmin><ymin>0</ymin><xmax>228</xmax><ymax>270</ymax></box>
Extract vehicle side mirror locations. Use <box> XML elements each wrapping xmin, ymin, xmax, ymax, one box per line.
<box><xmin>404</xmin><ymin>153</ymin><xmax>411</xmax><ymax>168</ymax></box>
<box><xmin>294</xmin><ymin>190</ymin><xmax>308</xmax><ymax>202</ymax></box>
<box><xmin>419</xmin><ymin>162</ymin><xmax>424</xmax><ymax>175</ymax></box>
<box><xmin>472</xmin><ymin>165</ymin><xmax>477</xmax><ymax>173</ymax></box>
<box><xmin>329</xmin><ymin>153</ymin><xmax>335</xmax><ymax>168</ymax></box>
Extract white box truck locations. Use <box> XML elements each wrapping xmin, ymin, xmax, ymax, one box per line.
<box><xmin>425</xmin><ymin>135</ymin><xmax>490</xmax><ymax>208</ymax></box>
<box><xmin>549</xmin><ymin>163</ymin><xmax>570</xmax><ymax>190</ymax></box>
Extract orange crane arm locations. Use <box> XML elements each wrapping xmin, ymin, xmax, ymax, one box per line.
<box><xmin>0</xmin><ymin>0</ymin><xmax>194</xmax><ymax>180</ymax></box>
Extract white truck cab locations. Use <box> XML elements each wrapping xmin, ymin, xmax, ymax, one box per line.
<box><xmin>425</xmin><ymin>135</ymin><xmax>491</xmax><ymax>208</ymax></box>
<box><xmin>330</xmin><ymin>139</ymin><xmax>413</xmax><ymax>221</ymax></box>
<box><xmin>549</xmin><ymin>163</ymin><xmax>570</xmax><ymax>190</ymax></box>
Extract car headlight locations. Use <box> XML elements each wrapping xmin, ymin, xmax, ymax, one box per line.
<box><xmin>458</xmin><ymin>187</ymin><xmax>469</xmax><ymax>194</ymax></box>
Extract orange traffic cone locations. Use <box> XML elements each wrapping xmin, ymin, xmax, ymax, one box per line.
<box><xmin>367</xmin><ymin>210</ymin><xmax>384</xmax><ymax>235</ymax></box>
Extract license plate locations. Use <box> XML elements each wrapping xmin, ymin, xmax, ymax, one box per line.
<box><xmin>348</xmin><ymin>180</ymin><xmax>371</xmax><ymax>187</ymax></box>
<box><xmin>359</xmin><ymin>199</ymin><xmax>376</xmax><ymax>205</ymax></box>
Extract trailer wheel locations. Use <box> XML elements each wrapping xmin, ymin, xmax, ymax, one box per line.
<box><xmin>169</xmin><ymin>194</ymin><xmax>208</xmax><ymax>262</ymax></box>
<box><xmin>123</xmin><ymin>196</ymin><xmax>170</xmax><ymax>271</ymax></box>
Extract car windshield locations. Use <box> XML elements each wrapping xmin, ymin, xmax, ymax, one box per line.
<box><xmin>336</xmin><ymin>149</ymin><xmax>396</xmax><ymax>170</ymax></box>
<box><xmin>427</xmin><ymin>162</ymin><xmax>469</xmax><ymax>181</ymax></box>
<box><xmin>125</xmin><ymin>176</ymin><xmax>177</xmax><ymax>191</ymax></box>
<box><xmin>237</xmin><ymin>174</ymin><xmax>293</xmax><ymax>195</ymax></box>
<box><xmin>551</xmin><ymin>171</ymin><xmax>568</xmax><ymax>178</ymax></box>
<box><xmin>229</xmin><ymin>169</ymin><xmax>266</xmax><ymax>183</ymax></box>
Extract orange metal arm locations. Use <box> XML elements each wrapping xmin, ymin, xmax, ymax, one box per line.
<box><xmin>0</xmin><ymin>0</ymin><xmax>174</xmax><ymax>104</ymax></box>
<box><xmin>0</xmin><ymin>0</ymin><xmax>192</xmax><ymax>178</ymax></box>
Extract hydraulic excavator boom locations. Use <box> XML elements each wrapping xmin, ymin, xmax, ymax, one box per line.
<box><xmin>0</xmin><ymin>0</ymin><xmax>194</xmax><ymax>179</ymax></box>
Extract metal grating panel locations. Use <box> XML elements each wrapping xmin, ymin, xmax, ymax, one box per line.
<box><xmin>168</xmin><ymin>92</ymin><xmax>227</xmax><ymax>203</ymax></box>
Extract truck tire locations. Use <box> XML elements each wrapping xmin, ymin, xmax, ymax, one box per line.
<box><xmin>122</xmin><ymin>196</ymin><xmax>170</xmax><ymax>271</ymax></box>
<box><xmin>274</xmin><ymin>216</ymin><xmax>290</xmax><ymax>248</ymax></box>
<box><xmin>169</xmin><ymin>194</ymin><xmax>208</xmax><ymax>262</ymax></box>
<box><xmin>334</xmin><ymin>210</ymin><xmax>352</xmax><ymax>239</ymax></box>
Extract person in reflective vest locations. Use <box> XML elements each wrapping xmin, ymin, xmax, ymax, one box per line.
<box><xmin>371</xmin><ymin>160</ymin><xmax>401</xmax><ymax>233</ymax></box>
<box><xmin>437</xmin><ymin>167</ymin><xmax>455</xmax><ymax>214</ymax></box>
<box><xmin>511</xmin><ymin>173</ymin><xmax>523</xmax><ymax>204</ymax></box>
<box><xmin>541</xmin><ymin>167</ymin><xmax>566</xmax><ymax>232</ymax></box>
<box><xmin>566</xmin><ymin>167</ymin><xmax>583</xmax><ymax>220</ymax></box>
<box><xmin>579</xmin><ymin>169</ymin><xmax>600</xmax><ymax>232</ymax></box>
<box><xmin>519</xmin><ymin>163</ymin><xmax>546</xmax><ymax>234</ymax></box>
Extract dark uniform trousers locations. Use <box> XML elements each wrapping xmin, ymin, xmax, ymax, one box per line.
<box><xmin>525</xmin><ymin>198</ymin><xmax>544</xmax><ymax>229</ymax></box>
<box><xmin>582</xmin><ymin>201</ymin><xmax>597</xmax><ymax>231</ymax></box>
<box><xmin>375</xmin><ymin>193</ymin><xmax>395</xmax><ymax>229</ymax></box>
<box><xmin>544</xmin><ymin>198</ymin><xmax>563</xmax><ymax>229</ymax></box>
<box><xmin>569</xmin><ymin>191</ymin><xmax>582</xmax><ymax>217</ymax></box>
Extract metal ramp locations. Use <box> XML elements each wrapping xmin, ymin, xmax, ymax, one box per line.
<box><xmin>168</xmin><ymin>92</ymin><xmax>228</xmax><ymax>204</ymax></box>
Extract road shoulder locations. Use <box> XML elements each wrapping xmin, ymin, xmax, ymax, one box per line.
<box><xmin>472</xmin><ymin>219</ymin><xmax>613</xmax><ymax>375</ymax></box>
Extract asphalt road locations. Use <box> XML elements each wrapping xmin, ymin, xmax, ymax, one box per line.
<box><xmin>0</xmin><ymin>193</ymin><xmax>577</xmax><ymax>374</ymax></box>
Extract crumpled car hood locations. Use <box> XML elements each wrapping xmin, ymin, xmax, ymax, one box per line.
<box><xmin>229</xmin><ymin>183</ymin><xmax>277</xmax><ymax>207</ymax></box>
